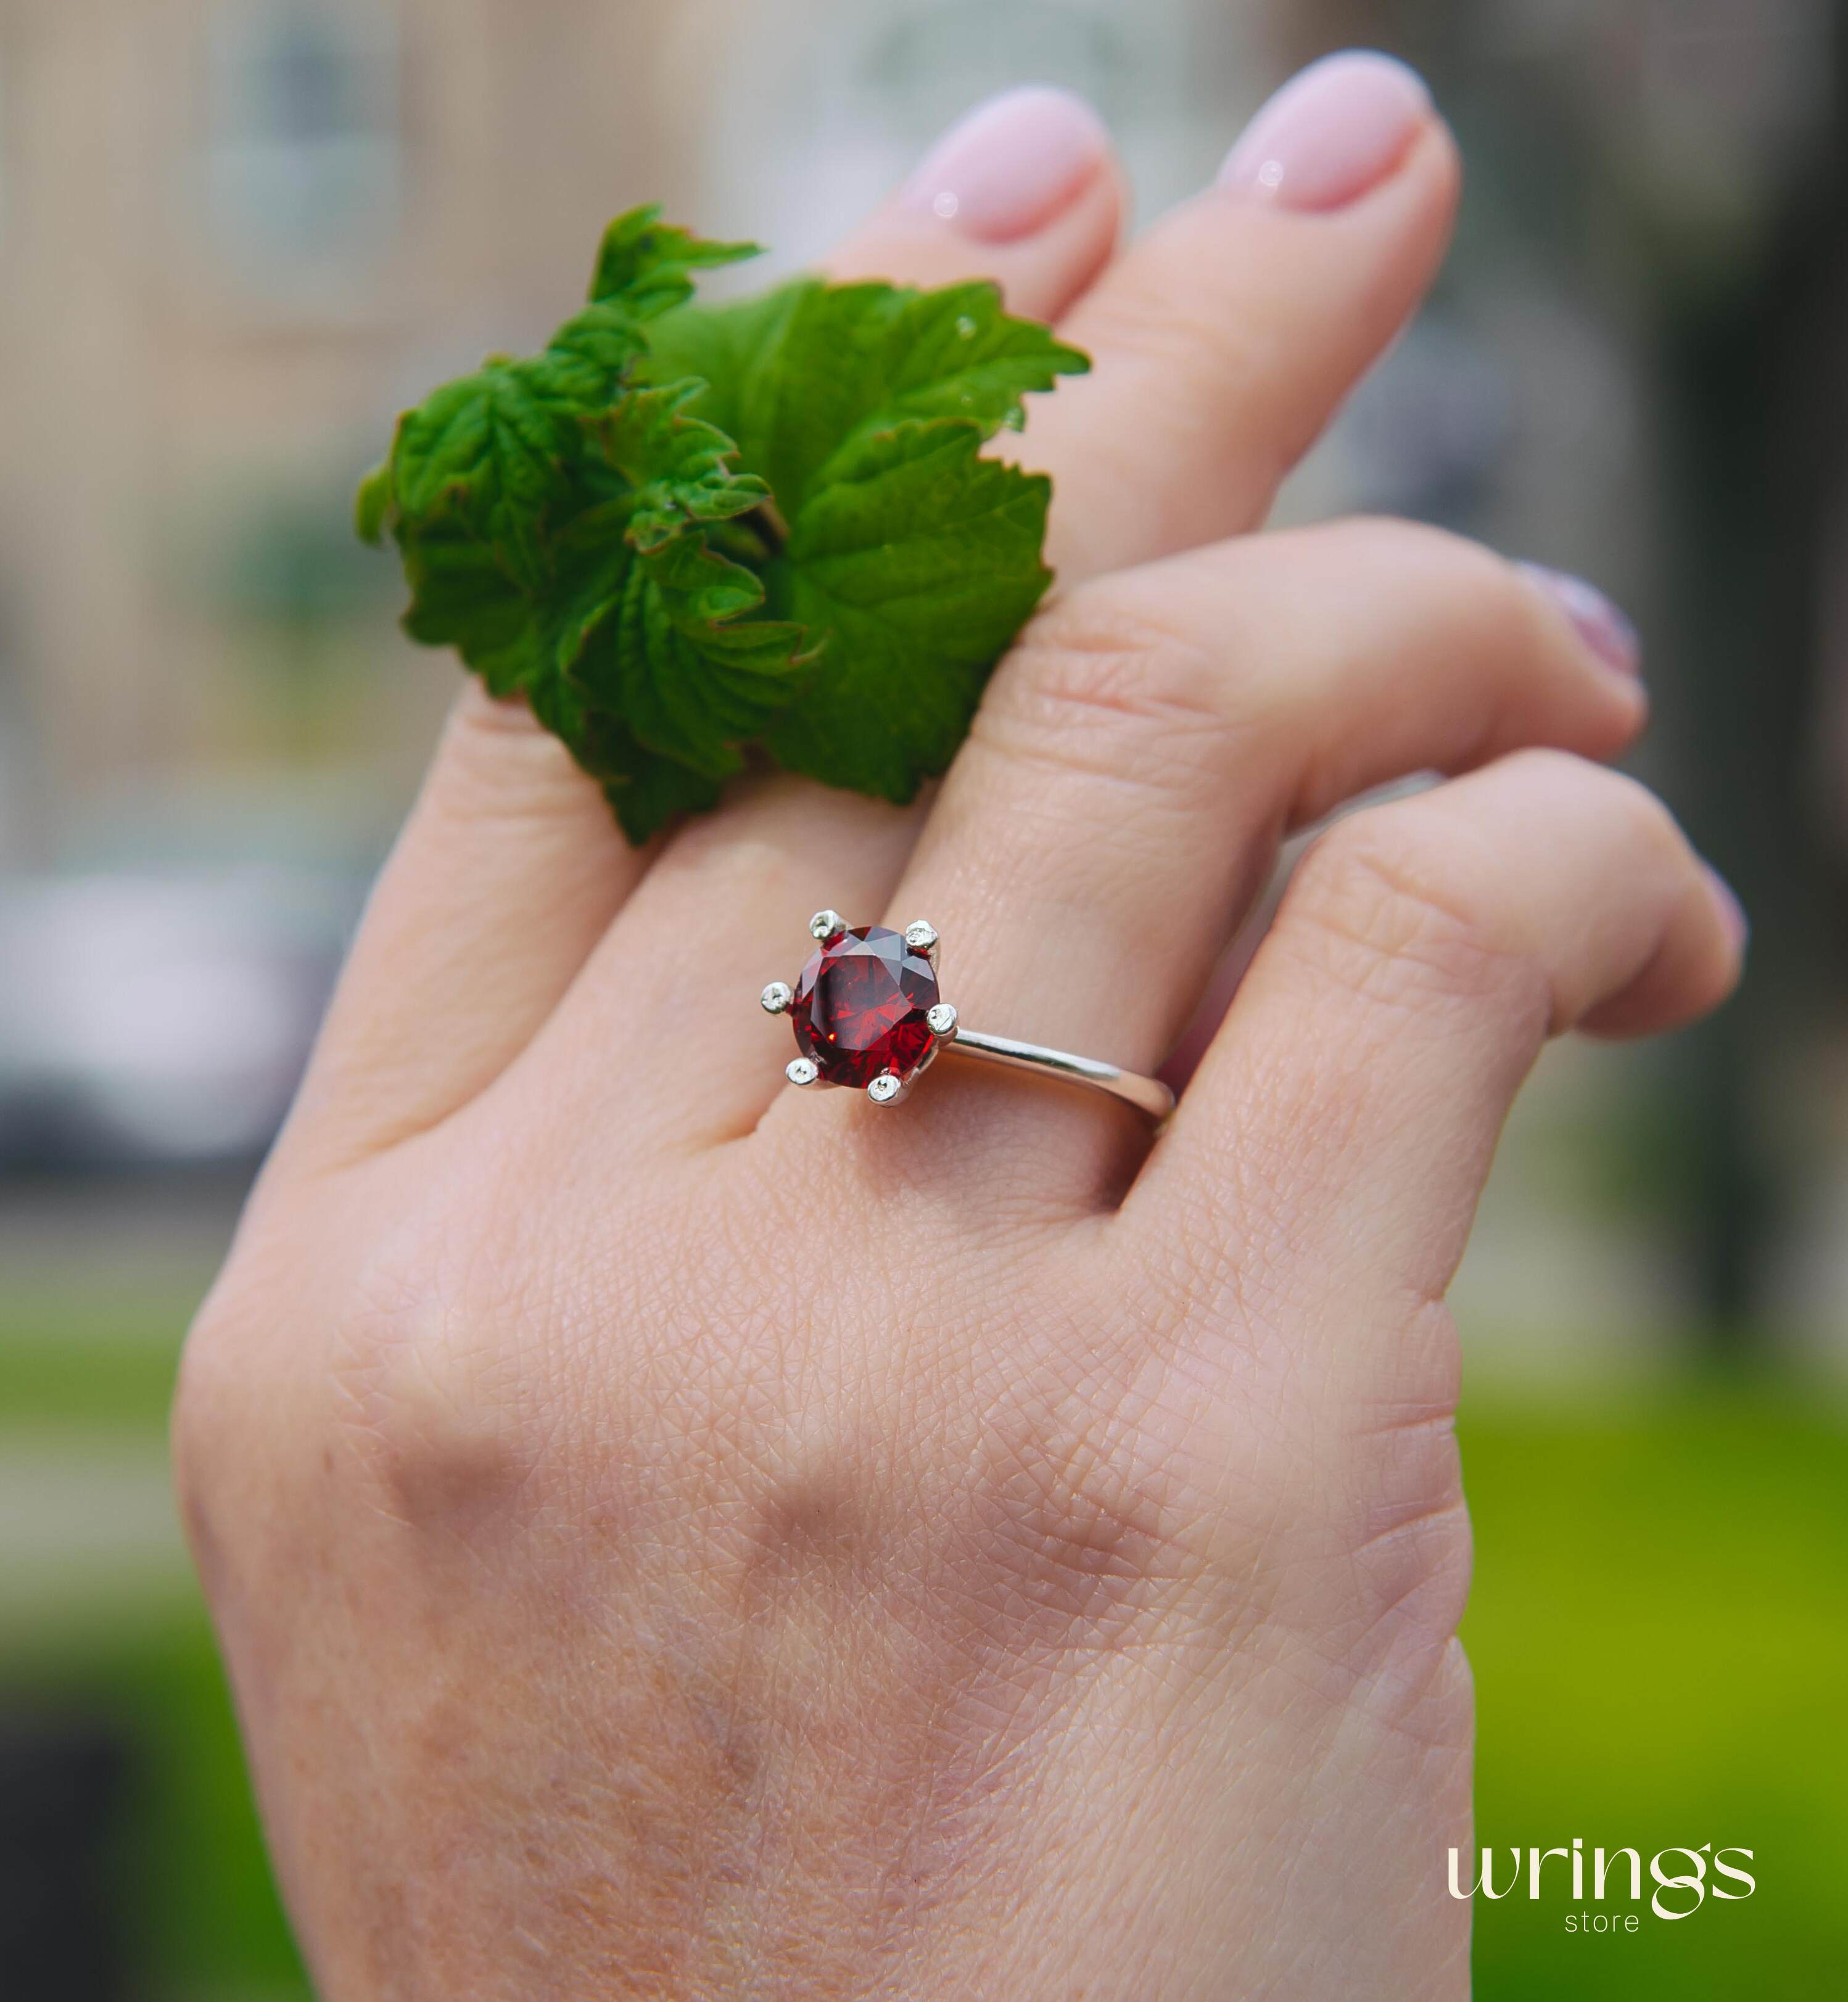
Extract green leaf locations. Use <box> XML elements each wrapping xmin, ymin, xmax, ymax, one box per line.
<box><xmin>639</xmin><ymin>279</ymin><xmax>1083</xmax><ymax>801</ymax></box>
<box><xmin>355</xmin><ymin>461</ymin><xmax>393</xmax><ymax>545</ymax></box>
<box><xmin>588</xmin><ymin>204</ymin><xmax>760</xmax><ymax>316</ymax></box>
<box><xmin>763</xmin><ymin>419</ymin><xmax>1056</xmax><ymax>800</ymax></box>
<box><xmin>595</xmin><ymin>382</ymin><xmax>774</xmax><ymax>551</ymax></box>
<box><xmin>573</xmin><ymin>384</ymin><xmax>811</xmax><ymax>783</ymax></box>
<box><xmin>373</xmin><ymin>213</ymin><xmax>756</xmax><ymax>571</ymax></box>
<box><xmin>593</xmin><ymin>726</ymin><xmax>725</xmax><ymax>846</ymax></box>
<box><xmin>645</xmin><ymin>277</ymin><xmax>1089</xmax><ymax>514</ymax></box>
<box><xmin>386</xmin><ymin>333</ymin><xmax>633</xmax><ymax>589</ymax></box>
<box><xmin>596</xmin><ymin>546</ymin><xmax>809</xmax><ymax>780</ymax></box>
<box><xmin>358</xmin><ymin>211</ymin><xmax>1089</xmax><ymax>847</ymax></box>
<box><xmin>398</xmin><ymin>530</ymin><xmax>546</xmax><ymax>697</ymax></box>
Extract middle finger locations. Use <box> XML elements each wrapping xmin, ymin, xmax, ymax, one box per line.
<box><xmin>1031</xmin><ymin>51</ymin><xmax>1459</xmax><ymax>583</ymax></box>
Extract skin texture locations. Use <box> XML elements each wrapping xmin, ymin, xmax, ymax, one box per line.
<box><xmin>174</xmin><ymin>72</ymin><xmax>1743</xmax><ymax>2002</ymax></box>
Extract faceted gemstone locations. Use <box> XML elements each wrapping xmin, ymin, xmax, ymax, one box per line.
<box><xmin>790</xmin><ymin>925</ymin><xmax>941</xmax><ymax>1089</ymax></box>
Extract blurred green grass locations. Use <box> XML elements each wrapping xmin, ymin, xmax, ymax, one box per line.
<box><xmin>3</xmin><ymin>1293</ymin><xmax>1844</xmax><ymax>1999</ymax></box>
<box><xmin>0</xmin><ymin>1285</ymin><xmax>202</xmax><ymax>1430</ymax></box>
<box><xmin>1462</xmin><ymin>1388</ymin><xmax>1848</xmax><ymax>1997</ymax></box>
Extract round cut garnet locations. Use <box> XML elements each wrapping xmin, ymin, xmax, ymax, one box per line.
<box><xmin>791</xmin><ymin>926</ymin><xmax>940</xmax><ymax>1089</ymax></box>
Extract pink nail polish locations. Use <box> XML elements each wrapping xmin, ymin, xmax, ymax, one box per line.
<box><xmin>1219</xmin><ymin>51</ymin><xmax>1433</xmax><ymax>212</ymax></box>
<box><xmin>902</xmin><ymin>86</ymin><xmax>1110</xmax><ymax>244</ymax></box>
<box><xmin>1518</xmin><ymin>563</ymin><xmax>1644</xmax><ymax>678</ymax></box>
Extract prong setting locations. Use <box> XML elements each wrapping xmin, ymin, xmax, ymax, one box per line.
<box><xmin>926</xmin><ymin>1002</ymin><xmax>959</xmax><ymax>1042</ymax></box>
<box><xmin>867</xmin><ymin>1073</ymin><xmax>905</xmax><ymax>1106</ymax></box>
<box><xmin>786</xmin><ymin>1058</ymin><xmax>821</xmax><ymax>1088</ymax></box>
<box><xmin>904</xmin><ymin>920</ymin><xmax>940</xmax><ymax>965</ymax></box>
<box><xmin>810</xmin><ymin>909</ymin><xmax>848</xmax><ymax>942</ymax></box>
<box><xmin>761</xmin><ymin>981</ymin><xmax>793</xmax><ymax>1016</ymax></box>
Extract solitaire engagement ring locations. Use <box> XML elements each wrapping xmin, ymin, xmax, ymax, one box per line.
<box><xmin>761</xmin><ymin>912</ymin><xmax>1176</xmax><ymax>1124</ymax></box>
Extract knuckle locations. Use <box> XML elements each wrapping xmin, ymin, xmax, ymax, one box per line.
<box><xmin>330</xmin><ymin>1243</ymin><xmax>544</xmax><ymax>1532</ymax></box>
<box><xmin>1422</xmin><ymin>526</ymin><xmax>1537</xmax><ymax>625</ymax></box>
<box><xmin>1456</xmin><ymin>546</ymin><xmax>1553</xmax><ymax>661</ymax></box>
<box><xmin>1078</xmin><ymin>281</ymin><xmax>1245</xmax><ymax>382</ymax></box>
<box><xmin>1337</xmin><ymin>518</ymin><xmax>1551</xmax><ymax>652</ymax></box>
<box><xmin>1595</xmin><ymin>760</ymin><xmax>1685</xmax><ymax>855</ymax></box>
<box><xmin>1342</xmin><ymin>1487</ymin><xmax>1475</xmax><ymax>1713</ymax></box>
<box><xmin>1327</xmin><ymin>513</ymin><xmax>1480</xmax><ymax>576</ymax></box>
<box><xmin>986</xmin><ymin>582</ymin><xmax>1239</xmax><ymax>793</ymax></box>
<box><xmin>1505</xmin><ymin>747</ymin><xmax>1683</xmax><ymax>851</ymax></box>
<box><xmin>434</xmin><ymin>685</ymin><xmax>590</xmax><ymax>825</ymax></box>
<box><xmin>175</xmin><ymin>1197</ymin><xmax>580</xmax><ymax>1571</ymax></box>
<box><xmin>1335</xmin><ymin>1401</ymin><xmax>1474</xmax><ymax>1708</ymax></box>
<box><xmin>1288</xmin><ymin>816</ymin><xmax>1545</xmax><ymax>1024</ymax></box>
<box><xmin>171</xmin><ymin>1272</ymin><xmax>314</xmax><ymax>1578</ymax></box>
<box><xmin>170</xmin><ymin>1308</ymin><xmax>247</xmax><ymax>1549</ymax></box>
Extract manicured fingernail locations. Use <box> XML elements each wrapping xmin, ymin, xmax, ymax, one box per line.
<box><xmin>902</xmin><ymin>86</ymin><xmax>1110</xmax><ymax>243</ymax></box>
<box><xmin>1219</xmin><ymin>51</ymin><xmax>1432</xmax><ymax>211</ymax></box>
<box><xmin>1704</xmin><ymin>868</ymin><xmax>1751</xmax><ymax>955</ymax></box>
<box><xmin>1518</xmin><ymin>562</ymin><xmax>1644</xmax><ymax>678</ymax></box>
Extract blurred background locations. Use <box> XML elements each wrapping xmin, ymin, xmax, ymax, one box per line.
<box><xmin>1</xmin><ymin>1</ymin><xmax>1844</xmax><ymax>1996</ymax></box>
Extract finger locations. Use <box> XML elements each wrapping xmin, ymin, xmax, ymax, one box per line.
<box><xmin>629</xmin><ymin>525</ymin><xmax>1646</xmax><ymax>1150</ymax></box>
<box><xmin>1162</xmin><ymin>561</ymin><xmax>1648</xmax><ymax>1090</ymax></box>
<box><xmin>554</xmin><ymin>775</ymin><xmax>925</xmax><ymax>1147</ymax></box>
<box><xmin>286</xmin><ymin>688</ymin><xmax>641</xmax><ymax>1168</ymax></box>
<box><xmin>288</xmin><ymin>97</ymin><xmax>1126</xmax><ymax>1169</ymax></box>
<box><xmin>892</xmin><ymin>531</ymin><xmax>1643</xmax><ymax>1110</ymax></box>
<box><xmin>1131</xmin><ymin>751</ymin><xmax>1745</xmax><ymax>1327</ymax></box>
<box><xmin>827</xmin><ymin>86</ymin><xmax>1124</xmax><ymax>321</ymax></box>
<box><xmin>1026</xmin><ymin>52</ymin><xmax>1461</xmax><ymax>583</ymax></box>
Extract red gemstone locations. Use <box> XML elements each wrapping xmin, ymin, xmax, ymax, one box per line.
<box><xmin>791</xmin><ymin>926</ymin><xmax>940</xmax><ymax>1089</ymax></box>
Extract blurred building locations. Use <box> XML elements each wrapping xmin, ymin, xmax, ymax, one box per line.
<box><xmin>0</xmin><ymin>0</ymin><xmax>700</xmax><ymax>862</ymax></box>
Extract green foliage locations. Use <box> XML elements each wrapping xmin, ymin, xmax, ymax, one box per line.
<box><xmin>359</xmin><ymin>206</ymin><xmax>1087</xmax><ymax>841</ymax></box>
<box><xmin>764</xmin><ymin>421</ymin><xmax>1056</xmax><ymax>797</ymax></box>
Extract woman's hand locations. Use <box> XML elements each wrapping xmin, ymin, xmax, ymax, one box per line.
<box><xmin>175</xmin><ymin>57</ymin><xmax>1742</xmax><ymax>2000</ymax></box>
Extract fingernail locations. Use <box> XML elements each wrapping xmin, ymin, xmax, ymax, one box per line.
<box><xmin>1703</xmin><ymin>867</ymin><xmax>1751</xmax><ymax>955</ymax></box>
<box><xmin>1518</xmin><ymin>562</ymin><xmax>1644</xmax><ymax>679</ymax></box>
<box><xmin>1219</xmin><ymin>51</ymin><xmax>1432</xmax><ymax>211</ymax></box>
<box><xmin>902</xmin><ymin>86</ymin><xmax>1110</xmax><ymax>243</ymax></box>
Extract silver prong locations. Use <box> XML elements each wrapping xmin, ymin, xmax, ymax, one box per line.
<box><xmin>786</xmin><ymin>1058</ymin><xmax>821</xmax><ymax>1088</ymax></box>
<box><xmin>867</xmin><ymin>1072</ymin><xmax>905</xmax><ymax>1106</ymax></box>
<box><xmin>904</xmin><ymin>920</ymin><xmax>940</xmax><ymax>966</ymax></box>
<box><xmin>761</xmin><ymin>981</ymin><xmax>794</xmax><ymax>1016</ymax></box>
<box><xmin>810</xmin><ymin>909</ymin><xmax>848</xmax><ymax>942</ymax></box>
<box><xmin>926</xmin><ymin>1002</ymin><xmax>959</xmax><ymax>1042</ymax></box>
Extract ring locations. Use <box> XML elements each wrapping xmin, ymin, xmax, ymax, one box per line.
<box><xmin>761</xmin><ymin>911</ymin><xmax>1176</xmax><ymax>1124</ymax></box>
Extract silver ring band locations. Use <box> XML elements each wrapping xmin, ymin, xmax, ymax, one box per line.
<box><xmin>940</xmin><ymin>1028</ymin><xmax>1174</xmax><ymax>1123</ymax></box>
<box><xmin>763</xmin><ymin>912</ymin><xmax>1173</xmax><ymax>1126</ymax></box>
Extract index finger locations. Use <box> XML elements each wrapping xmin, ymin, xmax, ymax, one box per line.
<box><xmin>826</xmin><ymin>85</ymin><xmax>1125</xmax><ymax>316</ymax></box>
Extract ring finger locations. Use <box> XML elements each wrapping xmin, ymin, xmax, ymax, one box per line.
<box><xmin>734</xmin><ymin>526</ymin><xmax>1648</xmax><ymax>1186</ymax></box>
